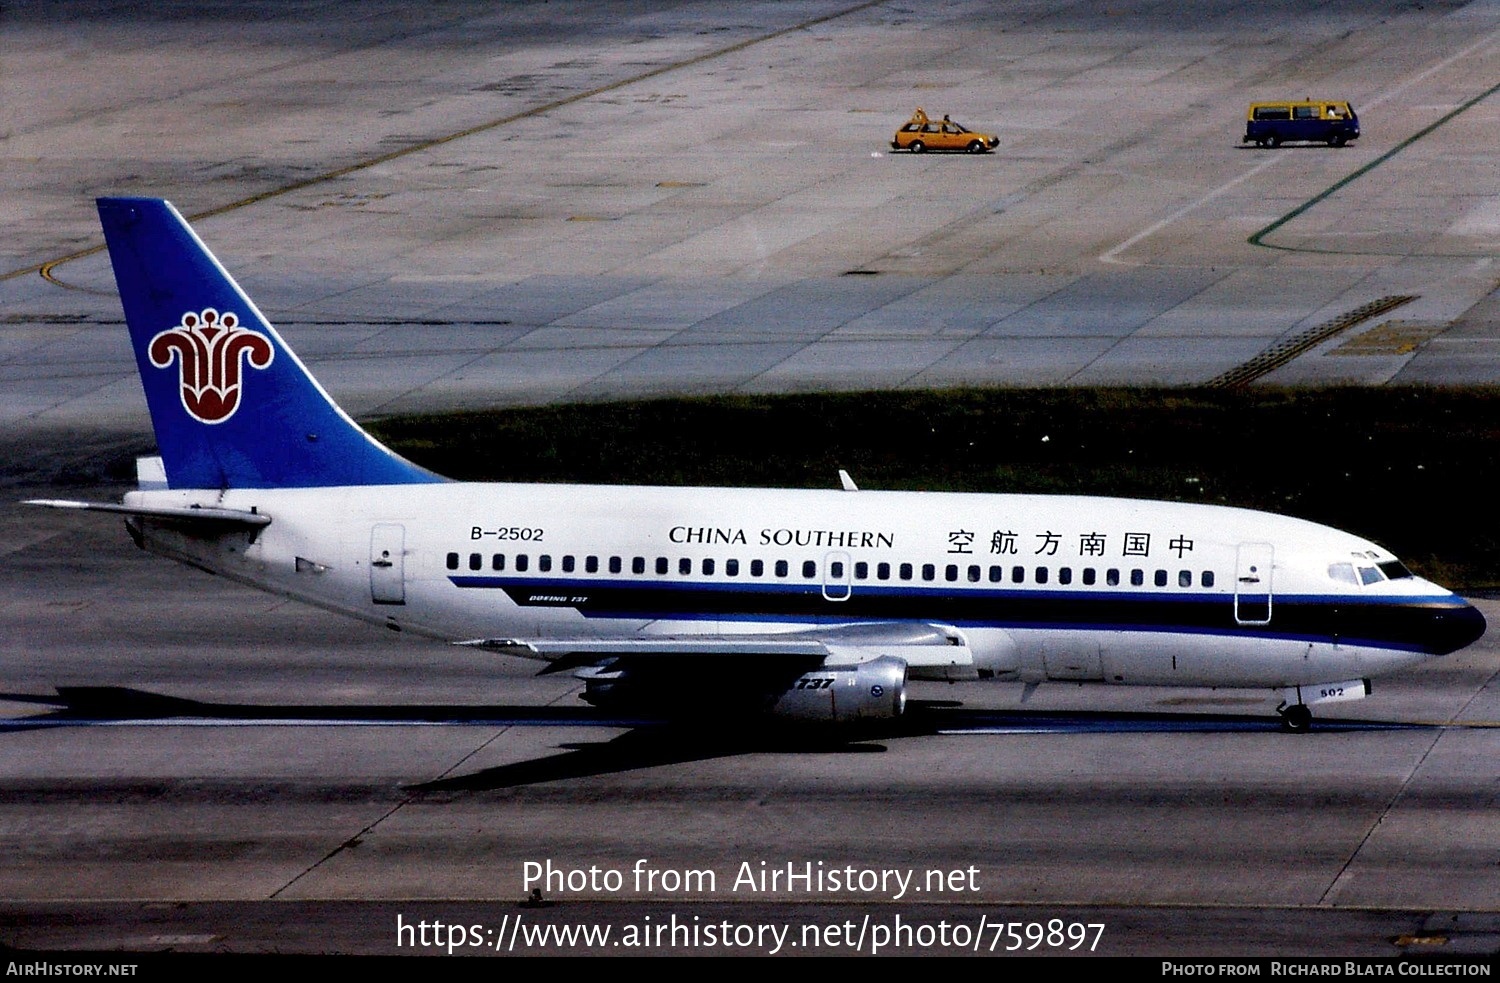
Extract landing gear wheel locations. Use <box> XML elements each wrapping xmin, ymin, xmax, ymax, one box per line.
<box><xmin>910</xmin><ymin>140</ymin><xmax>925</xmax><ymax>153</ymax></box>
<box><xmin>1281</xmin><ymin>704</ymin><xmax>1312</xmax><ymax>732</ymax></box>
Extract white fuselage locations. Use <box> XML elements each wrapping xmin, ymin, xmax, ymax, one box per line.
<box><xmin>123</xmin><ymin>481</ymin><xmax>1477</xmax><ymax>691</ymax></box>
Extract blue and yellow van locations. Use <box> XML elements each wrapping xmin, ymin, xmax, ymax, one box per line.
<box><xmin>1244</xmin><ymin>100</ymin><xmax>1359</xmax><ymax>148</ymax></box>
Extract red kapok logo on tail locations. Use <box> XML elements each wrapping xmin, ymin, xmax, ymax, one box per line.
<box><xmin>148</xmin><ymin>309</ymin><xmax>275</xmax><ymax>424</ymax></box>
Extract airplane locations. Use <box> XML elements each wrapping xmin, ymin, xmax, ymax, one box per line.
<box><xmin>27</xmin><ymin>197</ymin><xmax>1486</xmax><ymax>733</ymax></box>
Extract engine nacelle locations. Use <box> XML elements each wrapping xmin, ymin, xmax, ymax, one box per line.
<box><xmin>768</xmin><ymin>656</ymin><xmax>908</xmax><ymax>723</ymax></box>
<box><xmin>577</xmin><ymin>655</ymin><xmax>908</xmax><ymax>723</ymax></box>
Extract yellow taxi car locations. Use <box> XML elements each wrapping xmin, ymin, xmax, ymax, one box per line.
<box><xmin>891</xmin><ymin>108</ymin><xmax>999</xmax><ymax>154</ymax></box>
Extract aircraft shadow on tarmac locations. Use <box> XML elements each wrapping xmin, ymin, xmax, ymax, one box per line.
<box><xmin>0</xmin><ymin>686</ymin><xmax>1430</xmax><ymax>790</ymax></box>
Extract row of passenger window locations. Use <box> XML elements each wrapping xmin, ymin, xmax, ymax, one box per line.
<box><xmin>447</xmin><ymin>552</ymin><xmax>1217</xmax><ymax>588</ymax></box>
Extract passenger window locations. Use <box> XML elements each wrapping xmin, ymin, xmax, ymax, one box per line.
<box><xmin>492</xmin><ymin>554</ymin><xmax>505</xmax><ymax>571</ymax></box>
<box><xmin>656</xmin><ymin>557</ymin><xmax>668</xmax><ymax>575</ymax></box>
<box><xmin>1035</xmin><ymin>567</ymin><xmax>1049</xmax><ymax>584</ymax></box>
<box><xmin>1131</xmin><ymin>569</ymin><xmax>1144</xmax><ymax>586</ymax></box>
<box><xmin>968</xmin><ymin>565</ymin><xmax>981</xmax><ymax>583</ymax></box>
<box><xmin>585</xmin><ymin>555</ymin><xmax>598</xmax><ymax>573</ymax></box>
<box><xmin>562</xmin><ymin>555</ymin><xmax>574</xmax><ymax>573</ymax></box>
<box><xmin>803</xmin><ymin>560</ymin><xmax>817</xmax><ymax>578</ymax></box>
<box><xmin>829</xmin><ymin>561</ymin><xmax>844</xmax><ymax>578</ymax></box>
<box><xmin>854</xmin><ymin>562</ymin><xmax>868</xmax><ymax>580</ymax></box>
<box><xmin>446</xmin><ymin>552</ymin><xmax>459</xmax><ymax>570</ymax></box>
<box><xmin>775</xmin><ymin>560</ymin><xmax>789</xmax><ymax>577</ymax></box>
<box><xmin>899</xmin><ymin>563</ymin><xmax>913</xmax><ymax>581</ymax></box>
<box><xmin>751</xmin><ymin>559</ymin><xmax>764</xmax><ymax>577</ymax></box>
<box><xmin>1059</xmin><ymin>568</ymin><xmax>1072</xmax><ymax>585</ymax></box>
<box><xmin>988</xmin><ymin>565</ymin><xmax>1003</xmax><ymax>583</ymax></box>
<box><xmin>469</xmin><ymin>553</ymin><xmax>482</xmax><ymax>571</ymax></box>
<box><xmin>538</xmin><ymin>555</ymin><xmax>552</xmax><ymax>572</ymax></box>
<box><xmin>515</xmin><ymin>554</ymin><xmax>529</xmax><ymax>572</ymax></box>
<box><xmin>921</xmin><ymin>563</ymin><xmax>935</xmax><ymax>581</ymax></box>
<box><xmin>1154</xmin><ymin>569</ymin><xmax>1166</xmax><ymax>587</ymax></box>
<box><xmin>1202</xmin><ymin>571</ymin><xmax>1215</xmax><ymax>587</ymax></box>
<box><xmin>678</xmin><ymin>557</ymin><xmax>691</xmax><ymax>575</ymax></box>
<box><xmin>726</xmin><ymin>559</ymin><xmax>739</xmax><ymax>576</ymax></box>
<box><xmin>1012</xmin><ymin>566</ymin><xmax>1025</xmax><ymax>583</ymax></box>
<box><xmin>631</xmin><ymin>557</ymin><xmax>644</xmax><ymax>574</ymax></box>
<box><xmin>945</xmin><ymin>564</ymin><xmax>958</xmax><ymax>582</ymax></box>
<box><xmin>703</xmin><ymin>558</ymin><xmax>715</xmax><ymax>575</ymax></box>
<box><xmin>1106</xmin><ymin>569</ymin><xmax>1120</xmax><ymax>586</ymax></box>
<box><xmin>1083</xmin><ymin>568</ymin><xmax>1096</xmax><ymax>586</ymax></box>
<box><xmin>1178</xmin><ymin>570</ymin><xmax>1191</xmax><ymax>588</ymax></box>
<box><xmin>608</xmin><ymin>556</ymin><xmax>621</xmax><ymax>574</ymax></box>
<box><xmin>877</xmin><ymin>562</ymin><xmax>891</xmax><ymax>580</ymax></box>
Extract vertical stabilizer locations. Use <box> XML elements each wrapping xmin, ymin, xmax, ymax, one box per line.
<box><xmin>97</xmin><ymin>197</ymin><xmax>442</xmax><ymax>489</ymax></box>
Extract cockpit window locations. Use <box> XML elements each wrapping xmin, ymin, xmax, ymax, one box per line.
<box><xmin>1327</xmin><ymin>562</ymin><xmax>1358</xmax><ymax>585</ymax></box>
<box><xmin>1333</xmin><ymin>553</ymin><xmax>1412</xmax><ymax>587</ymax></box>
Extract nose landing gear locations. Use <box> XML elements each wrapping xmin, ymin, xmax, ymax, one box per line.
<box><xmin>1278</xmin><ymin>703</ymin><xmax>1313</xmax><ymax>732</ymax></box>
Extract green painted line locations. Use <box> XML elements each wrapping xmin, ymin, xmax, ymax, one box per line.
<box><xmin>1250</xmin><ymin>78</ymin><xmax>1500</xmax><ymax>254</ymax></box>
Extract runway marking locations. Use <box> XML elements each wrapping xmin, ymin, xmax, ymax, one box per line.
<box><xmin>1249</xmin><ymin>76</ymin><xmax>1500</xmax><ymax>257</ymax></box>
<box><xmin>1101</xmin><ymin>28</ymin><xmax>1500</xmax><ymax>266</ymax></box>
<box><xmin>1098</xmin><ymin>155</ymin><xmax>1283</xmax><ymax>266</ymax></box>
<box><xmin>3</xmin><ymin>0</ymin><xmax>886</xmax><ymax>288</ymax></box>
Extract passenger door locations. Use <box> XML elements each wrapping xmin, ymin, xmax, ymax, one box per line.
<box><xmin>1234</xmin><ymin>543</ymin><xmax>1273</xmax><ymax>625</ymax></box>
<box><xmin>370</xmin><ymin>523</ymin><xmax>406</xmax><ymax>605</ymax></box>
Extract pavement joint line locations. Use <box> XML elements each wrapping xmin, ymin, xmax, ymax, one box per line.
<box><xmin>1205</xmin><ymin>295</ymin><xmax>1417</xmax><ymax>388</ymax></box>
<box><xmin>1</xmin><ymin>0</ymin><xmax>885</xmax><ymax>288</ymax></box>
<box><xmin>264</xmin><ymin>681</ymin><xmax>584</xmax><ymax>899</ymax></box>
<box><xmin>1316</xmin><ymin>723</ymin><xmax>1446</xmax><ymax>908</ymax></box>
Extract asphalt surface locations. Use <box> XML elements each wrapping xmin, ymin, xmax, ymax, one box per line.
<box><xmin>2</xmin><ymin>0</ymin><xmax>1499</xmax><ymax>959</ymax></box>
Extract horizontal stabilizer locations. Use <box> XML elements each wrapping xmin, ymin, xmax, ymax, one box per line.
<box><xmin>25</xmin><ymin>499</ymin><xmax>272</xmax><ymax>528</ymax></box>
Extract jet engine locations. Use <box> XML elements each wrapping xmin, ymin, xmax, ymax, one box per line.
<box><xmin>768</xmin><ymin>656</ymin><xmax>908</xmax><ymax>723</ymax></box>
<box><xmin>577</xmin><ymin>655</ymin><xmax>908</xmax><ymax>724</ymax></box>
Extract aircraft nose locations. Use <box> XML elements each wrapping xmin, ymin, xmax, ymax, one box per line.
<box><xmin>1429</xmin><ymin>600</ymin><xmax>1486</xmax><ymax>655</ymax></box>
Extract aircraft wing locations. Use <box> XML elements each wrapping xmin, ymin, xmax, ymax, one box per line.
<box><xmin>456</xmin><ymin>621</ymin><xmax>975</xmax><ymax>676</ymax></box>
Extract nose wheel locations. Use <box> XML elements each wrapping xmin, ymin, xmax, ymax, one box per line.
<box><xmin>1279</xmin><ymin>703</ymin><xmax>1313</xmax><ymax>732</ymax></box>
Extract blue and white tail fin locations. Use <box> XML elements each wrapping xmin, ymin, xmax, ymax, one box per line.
<box><xmin>98</xmin><ymin>197</ymin><xmax>442</xmax><ymax>490</ymax></box>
